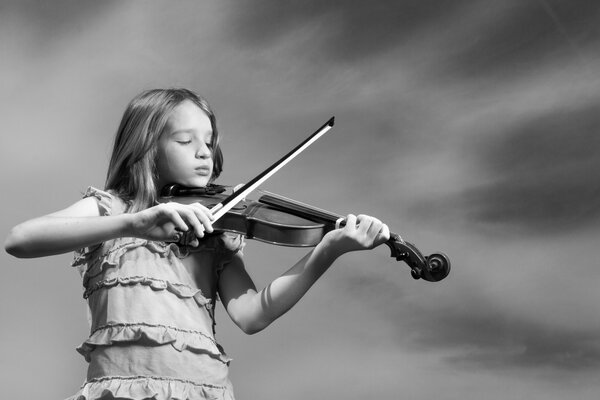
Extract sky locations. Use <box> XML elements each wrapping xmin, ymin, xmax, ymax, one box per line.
<box><xmin>1</xmin><ymin>0</ymin><xmax>599</xmax><ymax>399</ymax></box>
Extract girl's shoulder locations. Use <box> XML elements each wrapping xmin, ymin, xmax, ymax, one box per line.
<box><xmin>49</xmin><ymin>186</ymin><xmax>125</xmax><ymax>219</ymax></box>
<box><xmin>81</xmin><ymin>186</ymin><xmax>130</xmax><ymax>216</ymax></box>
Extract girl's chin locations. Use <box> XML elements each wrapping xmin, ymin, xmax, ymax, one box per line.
<box><xmin>158</xmin><ymin>176</ymin><xmax>211</xmax><ymax>189</ymax></box>
<box><xmin>180</xmin><ymin>177</ymin><xmax>211</xmax><ymax>188</ymax></box>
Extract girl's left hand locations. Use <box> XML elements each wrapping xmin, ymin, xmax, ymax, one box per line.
<box><xmin>322</xmin><ymin>214</ymin><xmax>390</xmax><ymax>258</ymax></box>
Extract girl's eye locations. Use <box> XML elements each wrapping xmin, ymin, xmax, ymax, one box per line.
<box><xmin>177</xmin><ymin>140</ymin><xmax>192</xmax><ymax>145</ymax></box>
<box><xmin>205</xmin><ymin>142</ymin><xmax>213</xmax><ymax>149</ymax></box>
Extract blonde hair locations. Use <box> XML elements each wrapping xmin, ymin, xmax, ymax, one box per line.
<box><xmin>105</xmin><ymin>88</ymin><xmax>223</xmax><ymax>212</ymax></box>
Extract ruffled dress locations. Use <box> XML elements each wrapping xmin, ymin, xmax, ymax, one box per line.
<box><xmin>68</xmin><ymin>187</ymin><xmax>244</xmax><ymax>400</ymax></box>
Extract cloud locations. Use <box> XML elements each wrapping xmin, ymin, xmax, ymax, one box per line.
<box><xmin>226</xmin><ymin>0</ymin><xmax>600</xmax><ymax>81</ymax></box>
<box><xmin>226</xmin><ymin>0</ymin><xmax>474</xmax><ymax>61</ymax></box>
<box><xmin>3</xmin><ymin>2</ymin><xmax>600</xmax><ymax>399</ymax></box>
<box><xmin>1</xmin><ymin>0</ymin><xmax>117</xmax><ymax>44</ymax></box>
<box><xmin>424</xmin><ymin>305</ymin><xmax>600</xmax><ymax>372</ymax></box>
<box><xmin>437</xmin><ymin>100</ymin><xmax>600</xmax><ymax>235</ymax></box>
<box><xmin>334</xmin><ymin>266</ymin><xmax>600</xmax><ymax>373</ymax></box>
<box><xmin>445</xmin><ymin>0</ymin><xmax>600</xmax><ymax>78</ymax></box>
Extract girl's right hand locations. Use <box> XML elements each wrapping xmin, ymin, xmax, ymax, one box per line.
<box><xmin>128</xmin><ymin>202</ymin><xmax>214</xmax><ymax>243</ymax></box>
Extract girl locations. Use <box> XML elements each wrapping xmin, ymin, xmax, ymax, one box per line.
<box><xmin>5</xmin><ymin>88</ymin><xmax>390</xmax><ymax>400</ymax></box>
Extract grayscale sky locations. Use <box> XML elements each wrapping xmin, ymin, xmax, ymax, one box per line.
<box><xmin>1</xmin><ymin>1</ymin><xmax>599</xmax><ymax>399</ymax></box>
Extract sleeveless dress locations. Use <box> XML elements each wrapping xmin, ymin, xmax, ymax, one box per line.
<box><xmin>67</xmin><ymin>187</ymin><xmax>243</xmax><ymax>400</ymax></box>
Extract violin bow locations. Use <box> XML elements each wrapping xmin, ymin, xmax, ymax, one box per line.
<box><xmin>210</xmin><ymin>117</ymin><xmax>335</xmax><ymax>221</ymax></box>
<box><xmin>194</xmin><ymin>116</ymin><xmax>450</xmax><ymax>282</ymax></box>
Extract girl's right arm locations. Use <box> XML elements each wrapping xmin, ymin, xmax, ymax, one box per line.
<box><xmin>5</xmin><ymin>198</ymin><xmax>214</xmax><ymax>259</ymax></box>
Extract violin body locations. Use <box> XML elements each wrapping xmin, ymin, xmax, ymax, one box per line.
<box><xmin>160</xmin><ymin>184</ymin><xmax>450</xmax><ymax>282</ymax></box>
<box><xmin>160</xmin><ymin>185</ymin><xmax>330</xmax><ymax>247</ymax></box>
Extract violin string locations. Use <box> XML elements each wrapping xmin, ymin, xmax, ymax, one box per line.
<box><xmin>257</xmin><ymin>189</ymin><xmax>343</xmax><ymax>221</ymax></box>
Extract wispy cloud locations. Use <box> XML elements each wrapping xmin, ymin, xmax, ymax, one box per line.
<box><xmin>415</xmin><ymin>299</ymin><xmax>600</xmax><ymax>372</ymax></box>
<box><xmin>227</xmin><ymin>0</ymin><xmax>474</xmax><ymax>62</ymax></box>
<box><xmin>331</xmin><ymin>261</ymin><xmax>600</xmax><ymax>374</ymax></box>
<box><xmin>2</xmin><ymin>1</ymin><xmax>600</xmax><ymax>399</ymax></box>
<box><xmin>461</xmin><ymin>101</ymin><xmax>600</xmax><ymax>234</ymax></box>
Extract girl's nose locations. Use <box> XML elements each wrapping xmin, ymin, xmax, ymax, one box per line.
<box><xmin>196</xmin><ymin>143</ymin><xmax>211</xmax><ymax>159</ymax></box>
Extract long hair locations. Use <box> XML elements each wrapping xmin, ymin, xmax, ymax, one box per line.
<box><xmin>105</xmin><ymin>88</ymin><xmax>223</xmax><ymax>212</ymax></box>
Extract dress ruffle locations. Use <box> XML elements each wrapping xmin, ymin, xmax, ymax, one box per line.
<box><xmin>71</xmin><ymin>186</ymin><xmax>244</xmax><ymax>276</ymax></box>
<box><xmin>83</xmin><ymin>186</ymin><xmax>113</xmax><ymax>217</ymax></box>
<box><xmin>77</xmin><ymin>236</ymin><xmax>241</xmax><ymax>294</ymax></box>
<box><xmin>68</xmin><ymin>186</ymin><xmax>242</xmax><ymax>399</ymax></box>
<box><xmin>83</xmin><ymin>275</ymin><xmax>210</xmax><ymax>307</ymax></box>
<box><xmin>77</xmin><ymin>323</ymin><xmax>231</xmax><ymax>364</ymax></box>
<box><xmin>67</xmin><ymin>375</ymin><xmax>234</xmax><ymax>400</ymax></box>
<box><xmin>75</xmin><ymin>238</ymin><xmax>187</xmax><ymax>285</ymax></box>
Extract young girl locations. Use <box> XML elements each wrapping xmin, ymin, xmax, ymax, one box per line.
<box><xmin>5</xmin><ymin>88</ymin><xmax>390</xmax><ymax>400</ymax></box>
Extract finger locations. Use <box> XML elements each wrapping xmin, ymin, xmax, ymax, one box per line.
<box><xmin>191</xmin><ymin>203</ymin><xmax>214</xmax><ymax>232</ymax></box>
<box><xmin>192</xmin><ymin>202</ymin><xmax>215</xmax><ymax>221</ymax></box>
<box><xmin>184</xmin><ymin>231</ymin><xmax>200</xmax><ymax>247</ymax></box>
<box><xmin>378</xmin><ymin>223</ymin><xmax>391</xmax><ymax>242</ymax></box>
<box><xmin>356</xmin><ymin>214</ymin><xmax>375</xmax><ymax>235</ymax></box>
<box><xmin>165</xmin><ymin>207</ymin><xmax>189</xmax><ymax>232</ymax></box>
<box><xmin>365</xmin><ymin>216</ymin><xmax>384</xmax><ymax>238</ymax></box>
<box><xmin>344</xmin><ymin>214</ymin><xmax>357</xmax><ymax>232</ymax></box>
<box><xmin>177</xmin><ymin>207</ymin><xmax>205</xmax><ymax>238</ymax></box>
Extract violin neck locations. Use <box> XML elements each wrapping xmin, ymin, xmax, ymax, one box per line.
<box><xmin>257</xmin><ymin>191</ymin><xmax>402</xmax><ymax>241</ymax></box>
<box><xmin>258</xmin><ymin>191</ymin><xmax>343</xmax><ymax>224</ymax></box>
<box><xmin>246</xmin><ymin>193</ymin><xmax>449</xmax><ymax>282</ymax></box>
<box><xmin>257</xmin><ymin>190</ymin><xmax>433</xmax><ymax>273</ymax></box>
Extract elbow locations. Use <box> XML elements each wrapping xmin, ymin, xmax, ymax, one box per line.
<box><xmin>242</xmin><ymin>326</ymin><xmax>261</xmax><ymax>335</ymax></box>
<box><xmin>5</xmin><ymin>226</ymin><xmax>33</xmax><ymax>258</ymax></box>
<box><xmin>246</xmin><ymin>324</ymin><xmax>269</xmax><ymax>335</ymax></box>
<box><xmin>5</xmin><ymin>229</ymin><xmax>23</xmax><ymax>258</ymax></box>
<box><xmin>4</xmin><ymin>242</ymin><xmax>19</xmax><ymax>258</ymax></box>
<box><xmin>238</xmin><ymin>317</ymin><xmax>271</xmax><ymax>335</ymax></box>
<box><xmin>227</xmin><ymin>294</ymin><xmax>274</xmax><ymax>335</ymax></box>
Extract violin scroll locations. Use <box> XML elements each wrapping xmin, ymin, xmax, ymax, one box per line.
<box><xmin>386</xmin><ymin>233</ymin><xmax>450</xmax><ymax>282</ymax></box>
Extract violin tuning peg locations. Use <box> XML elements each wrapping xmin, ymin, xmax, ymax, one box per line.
<box><xmin>411</xmin><ymin>268</ymin><xmax>422</xmax><ymax>280</ymax></box>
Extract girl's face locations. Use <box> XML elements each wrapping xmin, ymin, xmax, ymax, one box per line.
<box><xmin>156</xmin><ymin>100</ymin><xmax>214</xmax><ymax>189</ymax></box>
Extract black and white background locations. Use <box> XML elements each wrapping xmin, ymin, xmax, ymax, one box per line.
<box><xmin>1</xmin><ymin>1</ymin><xmax>599</xmax><ymax>399</ymax></box>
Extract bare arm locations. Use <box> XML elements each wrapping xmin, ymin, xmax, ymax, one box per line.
<box><xmin>4</xmin><ymin>197</ymin><xmax>127</xmax><ymax>258</ymax></box>
<box><xmin>5</xmin><ymin>197</ymin><xmax>215</xmax><ymax>259</ymax></box>
<box><xmin>219</xmin><ymin>214</ymin><xmax>390</xmax><ymax>334</ymax></box>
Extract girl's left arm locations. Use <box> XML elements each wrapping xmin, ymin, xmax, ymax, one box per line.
<box><xmin>218</xmin><ymin>214</ymin><xmax>389</xmax><ymax>334</ymax></box>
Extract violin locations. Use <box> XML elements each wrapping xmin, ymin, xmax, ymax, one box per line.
<box><xmin>160</xmin><ymin>184</ymin><xmax>450</xmax><ymax>282</ymax></box>
<box><xmin>160</xmin><ymin>117</ymin><xmax>450</xmax><ymax>282</ymax></box>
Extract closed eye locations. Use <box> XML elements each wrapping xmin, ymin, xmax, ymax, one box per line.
<box><xmin>177</xmin><ymin>140</ymin><xmax>192</xmax><ymax>145</ymax></box>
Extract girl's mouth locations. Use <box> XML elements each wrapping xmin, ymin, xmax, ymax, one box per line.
<box><xmin>195</xmin><ymin>166</ymin><xmax>211</xmax><ymax>176</ymax></box>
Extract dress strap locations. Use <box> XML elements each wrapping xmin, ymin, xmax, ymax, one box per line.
<box><xmin>82</xmin><ymin>186</ymin><xmax>114</xmax><ymax>216</ymax></box>
<box><xmin>72</xmin><ymin>187</ymin><xmax>115</xmax><ymax>270</ymax></box>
